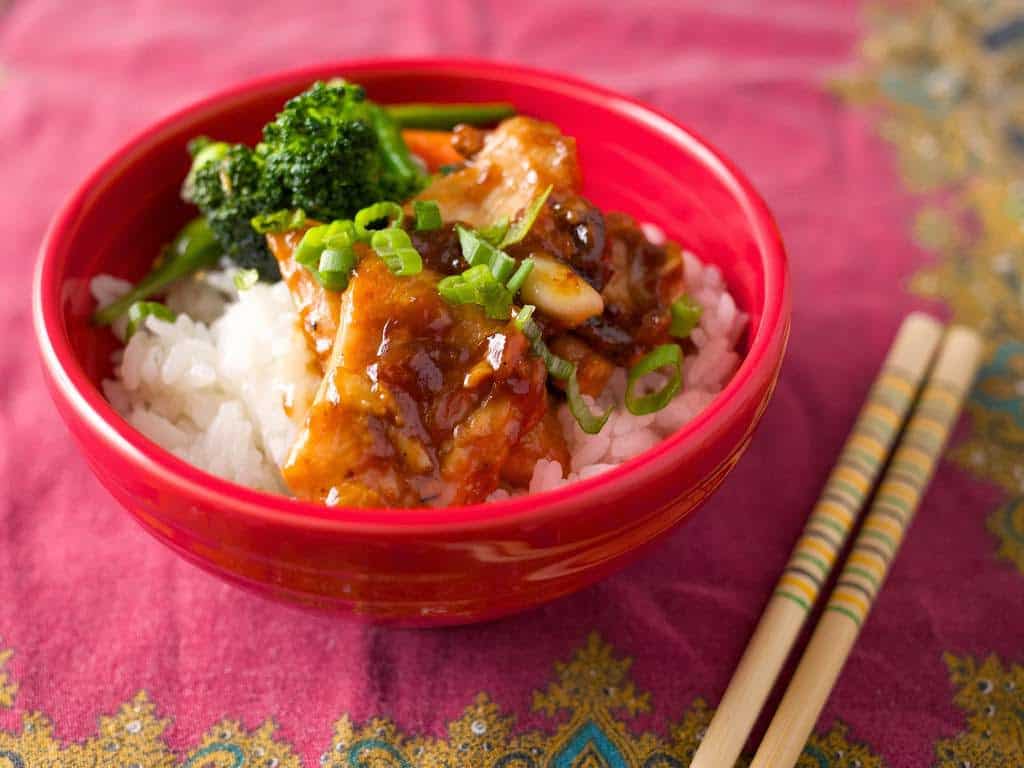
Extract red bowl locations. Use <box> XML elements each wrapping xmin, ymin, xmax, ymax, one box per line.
<box><xmin>33</xmin><ymin>59</ymin><xmax>789</xmax><ymax>625</ymax></box>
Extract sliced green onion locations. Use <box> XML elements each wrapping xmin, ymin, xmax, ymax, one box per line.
<box><xmin>437</xmin><ymin>274</ymin><xmax>478</xmax><ymax>304</ymax></box>
<box><xmin>413</xmin><ymin>200</ymin><xmax>442</xmax><ymax>231</ymax></box>
<box><xmin>456</xmin><ymin>225</ymin><xmax>523</xmax><ymax>284</ymax></box>
<box><xmin>126</xmin><ymin>301</ymin><xmax>175</xmax><ymax>339</ymax></box>
<box><xmin>294</xmin><ymin>220</ymin><xmax>360</xmax><ymax>289</ymax></box>
<box><xmin>354</xmin><ymin>201</ymin><xmax>404</xmax><ymax>239</ymax></box>
<box><xmin>489</xmin><ymin>251</ymin><xmax>517</xmax><ymax>283</ymax></box>
<box><xmin>251</xmin><ymin>208</ymin><xmax>307</xmax><ymax>234</ymax></box>
<box><xmin>517</xmin><ymin>314</ymin><xmax>573</xmax><ymax>380</ymax></box>
<box><xmin>514</xmin><ymin>304</ymin><xmax>536</xmax><ymax>330</ymax></box>
<box><xmin>316</xmin><ymin>248</ymin><xmax>357</xmax><ymax>291</ymax></box>
<box><xmin>371</xmin><ymin>227</ymin><xmax>423</xmax><ymax>276</ymax></box>
<box><xmin>625</xmin><ymin>343</ymin><xmax>683</xmax><ymax>415</ymax></box>
<box><xmin>499</xmin><ymin>185</ymin><xmax>553</xmax><ymax>248</ymax></box>
<box><xmin>669</xmin><ymin>295</ymin><xmax>703</xmax><ymax>338</ymax></box>
<box><xmin>233</xmin><ymin>268</ymin><xmax>259</xmax><ymax>291</ymax></box>
<box><xmin>506</xmin><ymin>258</ymin><xmax>534</xmax><ymax>295</ymax></box>
<box><xmin>438</xmin><ymin>264</ymin><xmax>513</xmax><ymax>320</ymax></box>
<box><xmin>567</xmin><ymin>366</ymin><xmax>613</xmax><ymax>434</ymax></box>
<box><xmin>477</xmin><ymin>280</ymin><xmax>514</xmax><ymax>320</ymax></box>
<box><xmin>294</xmin><ymin>220</ymin><xmax>357</xmax><ymax>270</ymax></box>
<box><xmin>479</xmin><ymin>217</ymin><xmax>510</xmax><ymax>245</ymax></box>
<box><xmin>457</xmin><ymin>225</ymin><xmax>498</xmax><ymax>267</ymax></box>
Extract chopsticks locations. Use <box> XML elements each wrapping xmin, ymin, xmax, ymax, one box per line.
<box><xmin>691</xmin><ymin>315</ymin><xmax>982</xmax><ymax>768</ymax></box>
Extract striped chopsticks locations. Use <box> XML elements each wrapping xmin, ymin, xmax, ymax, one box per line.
<box><xmin>691</xmin><ymin>314</ymin><xmax>982</xmax><ymax>768</ymax></box>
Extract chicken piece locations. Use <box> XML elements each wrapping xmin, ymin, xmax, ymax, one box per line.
<box><xmin>500</xmin><ymin>405</ymin><xmax>571</xmax><ymax>488</ymax></box>
<box><xmin>267</xmin><ymin>226</ymin><xmax>341</xmax><ymax>368</ymax></box>
<box><xmin>415</xmin><ymin>116</ymin><xmax>581</xmax><ymax>229</ymax></box>
<box><xmin>282</xmin><ymin>255</ymin><xmax>548</xmax><ymax>507</ymax></box>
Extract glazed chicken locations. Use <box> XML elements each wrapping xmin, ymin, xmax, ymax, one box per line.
<box><xmin>282</xmin><ymin>254</ymin><xmax>548</xmax><ymax>506</ymax></box>
<box><xmin>273</xmin><ymin>116</ymin><xmax>687</xmax><ymax>506</ymax></box>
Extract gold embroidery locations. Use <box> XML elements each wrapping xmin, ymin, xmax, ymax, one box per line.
<box><xmin>835</xmin><ymin>0</ymin><xmax>1024</xmax><ymax>571</ymax></box>
<box><xmin>935</xmin><ymin>653</ymin><xmax>1024</xmax><ymax>765</ymax></box>
<box><xmin>988</xmin><ymin>496</ymin><xmax>1024</xmax><ymax>573</ymax></box>
<box><xmin>0</xmin><ymin>647</ymin><xmax>14</xmax><ymax>710</ymax></box>
<box><xmin>0</xmin><ymin>634</ymin><xmax>882</xmax><ymax>767</ymax></box>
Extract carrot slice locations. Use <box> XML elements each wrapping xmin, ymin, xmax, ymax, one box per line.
<box><xmin>401</xmin><ymin>130</ymin><xmax>463</xmax><ymax>172</ymax></box>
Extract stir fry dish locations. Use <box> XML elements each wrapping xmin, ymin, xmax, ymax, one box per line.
<box><xmin>93</xmin><ymin>80</ymin><xmax>744</xmax><ymax>508</ymax></box>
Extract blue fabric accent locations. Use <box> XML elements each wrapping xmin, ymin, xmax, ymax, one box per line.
<box><xmin>348</xmin><ymin>739</ymin><xmax>412</xmax><ymax>768</ymax></box>
<box><xmin>551</xmin><ymin>720</ymin><xmax>628</xmax><ymax>768</ymax></box>
<box><xmin>184</xmin><ymin>743</ymin><xmax>244</xmax><ymax>768</ymax></box>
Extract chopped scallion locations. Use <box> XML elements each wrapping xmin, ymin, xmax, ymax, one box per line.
<box><xmin>517</xmin><ymin>314</ymin><xmax>573</xmax><ymax>380</ymax></box>
<box><xmin>354</xmin><ymin>201</ymin><xmax>404</xmax><ymax>239</ymax></box>
<box><xmin>371</xmin><ymin>227</ymin><xmax>423</xmax><ymax>276</ymax></box>
<box><xmin>479</xmin><ymin>217</ymin><xmax>510</xmax><ymax>246</ymax></box>
<box><xmin>514</xmin><ymin>304</ymin><xmax>536</xmax><ymax>330</ymax></box>
<box><xmin>438</xmin><ymin>264</ymin><xmax>513</xmax><ymax>320</ymax></box>
<box><xmin>294</xmin><ymin>220</ymin><xmax>360</xmax><ymax>289</ymax></box>
<box><xmin>567</xmin><ymin>367</ymin><xmax>613</xmax><ymax>434</ymax></box>
<box><xmin>625</xmin><ymin>344</ymin><xmax>683</xmax><ymax>415</ymax></box>
<box><xmin>126</xmin><ymin>301</ymin><xmax>176</xmax><ymax>339</ymax></box>
<box><xmin>669</xmin><ymin>295</ymin><xmax>702</xmax><ymax>338</ymax></box>
<box><xmin>489</xmin><ymin>251</ymin><xmax>517</xmax><ymax>283</ymax></box>
<box><xmin>413</xmin><ymin>200</ymin><xmax>442</xmax><ymax>231</ymax></box>
<box><xmin>499</xmin><ymin>185</ymin><xmax>553</xmax><ymax>248</ymax></box>
<box><xmin>506</xmin><ymin>258</ymin><xmax>534</xmax><ymax>295</ymax></box>
<box><xmin>233</xmin><ymin>268</ymin><xmax>259</xmax><ymax>291</ymax></box>
<box><xmin>317</xmin><ymin>248</ymin><xmax>357</xmax><ymax>291</ymax></box>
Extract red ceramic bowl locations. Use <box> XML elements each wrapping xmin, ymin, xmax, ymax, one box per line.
<box><xmin>33</xmin><ymin>59</ymin><xmax>789</xmax><ymax>625</ymax></box>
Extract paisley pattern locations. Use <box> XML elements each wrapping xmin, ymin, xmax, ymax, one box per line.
<box><xmin>836</xmin><ymin>0</ymin><xmax>1024</xmax><ymax>572</ymax></box>
<box><xmin>0</xmin><ymin>636</ymin><xmax>882</xmax><ymax>767</ymax></box>
<box><xmin>934</xmin><ymin>653</ymin><xmax>1024</xmax><ymax>766</ymax></box>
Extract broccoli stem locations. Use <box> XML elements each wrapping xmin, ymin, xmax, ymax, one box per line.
<box><xmin>92</xmin><ymin>216</ymin><xmax>223</xmax><ymax>325</ymax></box>
<box><xmin>367</xmin><ymin>105</ymin><xmax>427</xmax><ymax>188</ymax></box>
<box><xmin>385</xmin><ymin>102</ymin><xmax>516</xmax><ymax>130</ymax></box>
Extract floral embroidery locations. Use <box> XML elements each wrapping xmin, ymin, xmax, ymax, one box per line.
<box><xmin>988</xmin><ymin>496</ymin><xmax>1024</xmax><ymax>573</ymax></box>
<box><xmin>935</xmin><ymin>653</ymin><xmax>1024</xmax><ymax>766</ymax></box>
<box><xmin>836</xmin><ymin>0</ymin><xmax>1024</xmax><ymax>571</ymax></box>
<box><xmin>0</xmin><ymin>634</ymin><xmax>881</xmax><ymax>767</ymax></box>
<box><xmin>0</xmin><ymin>647</ymin><xmax>14</xmax><ymax>711</ymax></box>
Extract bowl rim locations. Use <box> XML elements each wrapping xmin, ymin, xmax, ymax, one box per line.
<box><xmin>33</xmin><ymin>56</ymin><xmax>789</xmax><ymax>536</ymax></box>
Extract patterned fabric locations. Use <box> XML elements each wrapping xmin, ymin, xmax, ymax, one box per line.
<box><xmin>0</xmin><ymin>1</ymin><xmax>1021</xmax><ymax>766</ymax></box>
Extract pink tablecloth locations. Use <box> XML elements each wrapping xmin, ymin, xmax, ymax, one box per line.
<box><xmin>2</xmin><ymin>1</ymin><xmax>1022</xmax><ymax>766</ymax></box>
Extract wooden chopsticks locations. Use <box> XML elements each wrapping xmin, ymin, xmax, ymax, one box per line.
<box><xmin>691</xmin><ymin>315</ymin><xmax>982</xmax><ymax>768</ymax></box>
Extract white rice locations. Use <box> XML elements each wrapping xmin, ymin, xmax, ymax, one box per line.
<box><xmin>93</xmin><ymin>269</ymin><xmax>319</xmax><ymax>492</ymax></box>
<box><xmin>93</xmin><ymin>246</ymin><xmax>745</xmax><ymax>501</ymax></box>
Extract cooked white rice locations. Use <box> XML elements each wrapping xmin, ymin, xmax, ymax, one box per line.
<box><xmin>93</xmin><ymin>243</ymin><xmax>745</xmax><ymax>501</ymax></box>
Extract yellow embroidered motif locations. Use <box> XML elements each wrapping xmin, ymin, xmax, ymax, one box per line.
<box><xmin>835</xmin><ymin>0</ymin><xmax>1024</xmax><ymax>572</ymax></box>
<box><xmin>988</xmin><ymin>497</ymin><xmax>1024</xmax><ymax>574</ymax></box>
<box><xmin>935</xmin><ymin>653</ymin><xmax>1024</xmax><ymax>765</ymax></box>
<box><xmin>0</xmin><ymin>647</ymin><xmax>14</xmax><ymax>710</ymax></box>
<box><xmin>0</xmin><ymin>634</ymin><xmax>882</xmax><ymax>767</ymax></box>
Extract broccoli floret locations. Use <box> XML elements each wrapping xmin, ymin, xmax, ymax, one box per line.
<box><xmin>180</xmin><ymin>81</ymin><xmax>427</xmax><ymax>280</ymax></box>
<box><xmin>261</xmin><ymin>81</ymin><xmax>425</xmax><ymax>221</ymax></box>
<box><xmin>182</xmin><ymin>141</ymin><xmax>286</xmax><ymax>279</ymax></box>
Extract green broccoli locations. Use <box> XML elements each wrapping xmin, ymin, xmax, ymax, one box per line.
<box><xmin>260</xmin><ymin>81</ymin><xmax>425</xmax><ymax>221</ymax></box>
<box><xmin>180</xmin><ymin>82</ymin><xmax>427</xmax><ymax>281</ymax></box>
<box><xmin>181</xmin><ymin>139</ymin><xmax>286</xmax><ymax>280</ymax></box>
